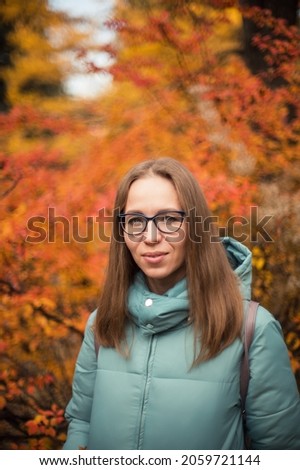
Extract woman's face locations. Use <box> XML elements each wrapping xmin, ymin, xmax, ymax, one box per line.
<box><xmin>123</xmin><ymin>175</ymin><xmax>187</xmax><ymax>294</ymax></box>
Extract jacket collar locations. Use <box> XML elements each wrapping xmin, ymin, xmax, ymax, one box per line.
<box><xmin>127</xmin><ymin>271</ymin><xmax>189</xmax><ymax>335</ymax></box>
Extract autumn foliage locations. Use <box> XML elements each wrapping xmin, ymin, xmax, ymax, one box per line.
<box><xmin>0</xmin><ymin>0</ymin><xmax>299</xmax><ymax>449</ymax></box>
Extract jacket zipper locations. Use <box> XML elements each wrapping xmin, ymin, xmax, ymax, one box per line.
<box><xmin>137</xmin><ymin>335</ymin><xmax>155</xmax><ymax>449</ymax></box>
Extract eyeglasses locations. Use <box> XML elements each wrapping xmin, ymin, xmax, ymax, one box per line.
<box><xmin>119</xmin><ymin>210</ymin><xmax>186</xmax><ymax>236</ymax></box>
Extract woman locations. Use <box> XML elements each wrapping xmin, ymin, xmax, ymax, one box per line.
<box><xmin>63</xmin><ymin>157</ymin><xmax>300</xmax><ymax>450</ymax></box>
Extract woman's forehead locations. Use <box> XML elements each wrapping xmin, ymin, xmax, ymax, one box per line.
<box><xmin>125</xmin><ymin>175</ymin><xmax>181</xmax><ymax>213</ymax></box>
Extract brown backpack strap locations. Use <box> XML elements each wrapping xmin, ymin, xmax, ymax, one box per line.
<box><xmin>240</xmin><ymin>300</ymin><xmax>259</xmax><ymax>413</ymax></box>
<box><xmin>241</xmin><ymin>300</ymin><xmax>259</xmax><ymax>449</ymax></box>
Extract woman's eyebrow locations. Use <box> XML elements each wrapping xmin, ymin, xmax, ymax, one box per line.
<box><xmin>124</xmin><ymin>208</ymin><xmax>181</xmax><ymax>214</ymax></box>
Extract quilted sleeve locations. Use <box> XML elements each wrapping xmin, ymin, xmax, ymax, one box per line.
<box><xmin>62</xmin><ymin>311</ymin><xmax>97</xmax><ymax>450</ymax></box>
<box><xmin>246</xmin><ymin>306</ymin><xmax>300</xmax><ymax>449</ymax></box>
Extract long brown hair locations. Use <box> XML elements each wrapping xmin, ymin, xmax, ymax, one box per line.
<box><xmin>95</xmin><ymin>157</ymin><xmax>243</xmax><ymax>364</ymax></box>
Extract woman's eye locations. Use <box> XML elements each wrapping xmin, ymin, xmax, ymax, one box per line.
<box><xmin>159</xmin><ymin>215</ymin><xmax>180</xmax><ymax>224</ymax></box>
<box><xmin>128</xmin><ymin>217</ymin><xmax>144</xmax><ymax>226</ymax></box>
<box><xmin>166</xmin><ymin>216</ymin><xmax>179</xmax><ymax>222</ymax></box>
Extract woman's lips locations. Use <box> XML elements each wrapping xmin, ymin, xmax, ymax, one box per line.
<box><xmin>142</xmin><ymin>252</ymin><xmax>168</xmax><ymax>264</ymax></box>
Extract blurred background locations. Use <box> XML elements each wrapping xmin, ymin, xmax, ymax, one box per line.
<box><xmin>0</xmin><ymin>0</ymin><xmax>299</xmax><ymax>449</ymax></box>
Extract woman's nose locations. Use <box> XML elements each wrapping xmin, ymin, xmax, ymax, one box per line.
<box><xmin>143</xmin><ymin>220</ymin><xmax>162</xmax><ymax>243</ymax></box>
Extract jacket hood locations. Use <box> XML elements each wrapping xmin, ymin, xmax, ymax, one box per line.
<box><xmin>127</xmin><ymin>237</ymin><xmax>252</xmax><ymax>335</ymax></box>
<box><xmin>222</xmin><ymin>237</ymin><xmax>252</xmax><ymax>300</ymax></box>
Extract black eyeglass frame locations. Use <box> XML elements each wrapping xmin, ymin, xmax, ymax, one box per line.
<box><xmin>118</xmin><ymin>210</ymin><xmax>186</xmax><ymax>235</ymax></box>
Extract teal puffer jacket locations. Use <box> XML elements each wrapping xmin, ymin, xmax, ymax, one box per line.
<box><xmin>63</xmin><ymin>238</ymin><xmax>300</xmax><ymax>450</ymax></box>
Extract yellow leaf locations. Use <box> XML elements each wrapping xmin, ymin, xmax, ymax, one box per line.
<box><xmin>253</xmin><ymin>257</ymin><xmax>265</xmax><ymax>270</ymax></box>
